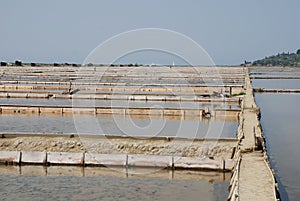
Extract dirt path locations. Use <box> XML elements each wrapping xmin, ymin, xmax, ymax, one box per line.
<box><xmin>237</xmin><ymin>68</ymin><xmax>277</xmax><ymax>200</ymax></box>
<box><xmin>239</xmin><ymin>152</ymin><xmax>275</xmax><ymax>201</ymax></box>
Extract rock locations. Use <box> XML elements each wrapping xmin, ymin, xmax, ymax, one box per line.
<box><xmin>117</xmin><ymin>144</ymin><xmax>124</xmax><ymax>149</ymax></box>
<box><xmin>51</xmin><ymin>142</ymin><xmax>57</xmax><ymax>147</ymax></box>
<box><xmin>13</xmin><ymin>139</ymin><xmax>22</xmax><ymax>148</ymax></box>
<box><xmin>201</xmin><ymin>148</ymin><xmax>209</xmax><ymax>156</ymax></box>
<box><xmin>210</xmin><ymin>149</ymin><xmax>217</xmax><ymax>156</ymax></box>
<box><xmin>151</xmin><ymin>147</ymin><xmax>159</xmax><ymax>153</ymax></box>
<box><xmin>137</xmin><ymin>145</ymin><xmax>145</xmax><ymax>150</ymax></box>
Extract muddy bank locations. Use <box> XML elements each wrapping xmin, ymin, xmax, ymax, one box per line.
<box><xmin>0</xmin><ymin>136</ymin><xmax>237</xmax><ymax>159</ymax></box>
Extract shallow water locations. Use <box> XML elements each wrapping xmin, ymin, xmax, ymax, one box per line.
<box><xmin>0</xmin><ymin>114</ymin><xmax>237</xmax><ymax>139</ymax></box>
<box><xmin>0</xmin><ymin>166</ymin><xmax>229</xmax><ymax>201</ymax></box>
<box><xmin>0</xmin><ymin>98</ymin><xmax>240</xmax><ymax>110</ymax></box>
<box><xmin>250</xmin><ymin>67</ymin><xmax>300</xmax><ymax>78</ymax></box>
<box><xmin>251</xmin><ymin>74</ymin><xmax>300</xmax><ymax>78</ymax></box>
<box><xmin>255</xmin><ymin>93</ymin><xmax>300</xmax><ymax>201</ymax></box>
<box><xmin>252</xmin><ymin>79</ymin><xmax>300</xmax><ymax>90</ymax></box>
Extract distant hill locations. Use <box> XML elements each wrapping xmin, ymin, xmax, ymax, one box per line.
<box><xmin>250</xmin><ymin>49</ymin><xmax>300</xmax><ymax>67</ymax></box>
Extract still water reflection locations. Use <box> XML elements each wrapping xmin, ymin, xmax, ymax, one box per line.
<box><xmin>0</xmin><ymin>115</ymin><xmax>237</xmax><ymax>139</ymax></box>
<box><xmin>0</xmin><ymin>98</ymin><xmax>240</xmax><ymax>110</ymax></box>
<box><xmin>252</xmin><ymin>79</ymin><xmax>300</xmax><ymax>90</ymax></box>
<box><xmin>0</xmin><ymin>166</ymin><xmax>230</xmax><ymax>201</ymax></box>
<box><xmin>255</xmin><ymin>93</ymin><xmax>300</xmax><ymax>201</ymax></box>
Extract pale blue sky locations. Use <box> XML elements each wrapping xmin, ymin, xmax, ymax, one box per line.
<box><xmin>0</xmin><ymin>0</ymin><xmax>299</xmax><ymax>65</ymax></box>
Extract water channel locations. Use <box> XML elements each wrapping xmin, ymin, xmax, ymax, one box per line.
<box><xmin>252</xmin><ymin>68</ymin><xmax>300</xmax><ymax>201</ymax></box>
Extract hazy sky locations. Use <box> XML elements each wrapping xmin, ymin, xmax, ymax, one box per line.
<box><xmin>0</xmin><ymin>0</ymin><xmax>299</xmax><ymax>65</ymax></box>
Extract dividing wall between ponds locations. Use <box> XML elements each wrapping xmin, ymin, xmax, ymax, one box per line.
<box><xmin>0</xmin><ymin>105</ymin><xmax>240</xmax><ymax>118</ymax></box>
<box><xmin>0</xmin><ymin>92</ymin><xmax>242</xmax><ymax>103</ymax></box>
<box><xmin>253</xmin><ymin>88</ymin><xmax>300</xmax><ymax>93</ymax></box>
<box><xmin>0</xmin><ymin>151</ymin><xmax>235</xmax><ymax>172</ymax></box>
<box><xmin>0</xmin><ymin>165</ymin><xmax>232</xmax><ymax>182</ymax></box>
<box><xmin>0</xmin><ymin>84</ymin><xmax>245</xmax><ymax>94</ymax></box>
<box><xmin>0</xmin><ymin>81</ymin><xmax>244</xmax><ymax>88</ymax></box>
<box><xmin>227</xmin><ymin>68</ymin><xmax>280</xmax><ymax>201</ymax></box>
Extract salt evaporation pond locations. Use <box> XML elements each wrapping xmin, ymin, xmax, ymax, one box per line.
<box><xmin>255</xmin><ymin>93</ymin><xmax>300</xmax><ymax>201</ymax></box>
<box><xmin>0</xmin><ymin>98</ymin><xmax>240</xmax><ymax>110</ymax></box>
<box><xmin>0</xmin><ymin>114</ymin><xmax>237</xmax><ymax>139</ymax></box>
<box><xmin>252</xmin><ymin>79</ymin><xmax>300</xmax><ymax>90</ymax></box>
<box><xmin>0</xmin><ymin>166</ymin><xmax>230</xmax><ymax>201</ymax></box>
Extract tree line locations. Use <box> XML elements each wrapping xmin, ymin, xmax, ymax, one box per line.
<box><xmin>251</xmin><ymin>49</ymin><xmax>300</xmax><ymax>67</ymax></box>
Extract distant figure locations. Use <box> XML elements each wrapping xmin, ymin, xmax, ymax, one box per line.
<box><xmin>15</xmin><ymin>60</ymin><xmax>22</xmax><ymax>66</ymax></box>
<box><xmin>0</xmin><ymin>62</ymin><xmax>7</xmax><ymax>66</ymax></box>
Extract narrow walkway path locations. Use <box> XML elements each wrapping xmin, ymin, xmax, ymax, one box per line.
<box><xmin>239</xmin><ymin>152</ymin><xmax>275</xmax><ymax>200</ymax></box>
<box><xmin>238</xmin><ymin>68</ymin><xmax>277</xmax><ymax>201</ymax></box>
